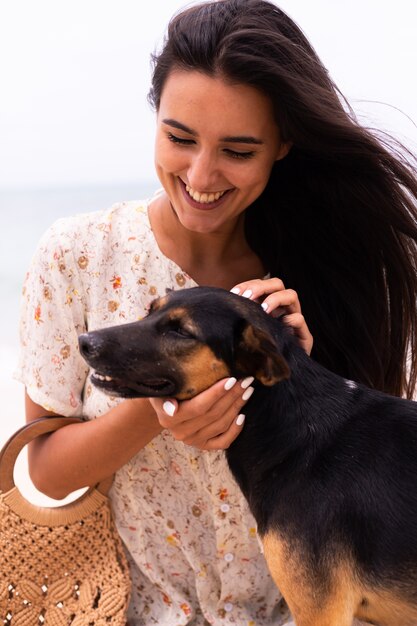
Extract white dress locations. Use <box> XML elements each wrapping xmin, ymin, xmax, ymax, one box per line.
<box><xmin>15</xmin><ymin>198</ymin><xmax>293</xmax><ymax>626</ymax></box>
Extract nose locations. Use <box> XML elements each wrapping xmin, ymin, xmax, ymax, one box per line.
<box><xmin>187</xmin><ymin>149</ymin><xmax>220</xmax><ymax>192</ymax></box>
<box><xmin>78</xmin><ymin>332</ymin><xmax>106</xmax><ymax>362</ymax></box>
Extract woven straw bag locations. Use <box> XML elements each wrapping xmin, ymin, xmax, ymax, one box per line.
<box><xmin>0</xmin><ymin>416</ymin><xmax>131</xmax><ymax>625</ymax></box>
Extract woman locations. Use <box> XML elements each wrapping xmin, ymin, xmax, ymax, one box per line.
<box><xmin>15</xmin><ymin>0</ymin><xmax>417</xmax><ymax>624</ymax></box>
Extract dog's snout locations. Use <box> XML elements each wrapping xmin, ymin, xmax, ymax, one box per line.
<box><xmin>78</xmin><ymin>332</ymin><xmax>105</xmax><ymax>361</ymax></box>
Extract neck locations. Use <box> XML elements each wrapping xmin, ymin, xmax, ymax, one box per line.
<box><xmin>167</xmin><ymin>197</ymin><xmax>248</xmax><ymax>261</ymax></box>
<box><xmin>149</xmin><ymin>193</ymin><xmax>265</xmax><ymax>287</ymax></box>
<box><xmin>227</xmin><ymin>332</ymin><xmax>353</xmax><ymax>488</ymax></box>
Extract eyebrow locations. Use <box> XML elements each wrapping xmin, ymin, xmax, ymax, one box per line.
<box><xmin>162</xmin><ymin>118</ymin><xmax>264</xmax><ymax>145</ymax></box>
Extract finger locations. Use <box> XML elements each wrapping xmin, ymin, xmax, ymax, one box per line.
<box><xmin>151</xmin><ymin>376</ymin><xmax>238</xmax><ymax>427</ymax></box>
<box><xmin>180</xmin><ymin>375</ymin><xmax>254</xmax><ymax>422</ymax></box>
<box><xmin>172</xmin><ymin>381</ymin><xmax>255</xmax><ymax>442</ymax></box>
<box><xmin>261</xmin><ymin>288</ymin><xmax>302</xmax><ymax>316</ymax></box>
<box><xmin>230</xmin><ymin>277</ymin><xmax>285</xmax><ymax>301</ymax></box>
<box><xmin>183</xmin><ymin>382</ymin><xmax>254</xmax><ymax>443</ymax></box>
<box><xmin>200</xmin><ymin>376</ymin><xmax>254</xmax><ymax>422</ymax></box>
<box><xmin>282</xmin><ymin>312</ymin><xmax>314</xmax><ymax>355</ymax></box>
<box><xmin>149</xmin><ymin>397</ymin><xmax>178</xmax><ymax>420</ymax></box>
<box><xmin>151</xmin><ymin>375</ymin><xmax>254</xmax><ymax>433</ymax></box>
<box><xmin>181</xmin><ymin>376</ymin><xmax>240</xmax><ymax>418</ymax></box>
<box><xmin>202</xmin><ymin>414</ymin><xmax>246</xmax><ymax>450</ymax></box>
<box><xmin>163</xmin><ymin>399</ymin><xmax>178</xmax><ymax>417</ymax></box>
<box><xmin>182</xmin><ymin>408</ymin><xmax>245</xmax><ymax>449</ymax></box>
<box><xmin>182</xmin><ymin>412</ymin><xmax>241</xmax><ymax>447</ymax></box>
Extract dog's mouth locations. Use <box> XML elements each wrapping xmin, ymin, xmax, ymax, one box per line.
<box><xmin>90</xmin><ymin>371</ymin><xmax>176</xmax><ymax>398</ymax></box>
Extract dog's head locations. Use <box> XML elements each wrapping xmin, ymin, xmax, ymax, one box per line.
<box><xmin>79</xmin><ymin>287</ymin><xmax>290</xmax><ymax>400</ymax></box>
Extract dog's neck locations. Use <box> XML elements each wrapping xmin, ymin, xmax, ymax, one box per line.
<box><xmin>250</xmin><ymin>341</ymin><xmax>355</xmax><ymax>455</ymax></box>
<box><xmin>226</xmin><ymin>332</ymin><xmax>360</xmax><ymax>518</ymax></box>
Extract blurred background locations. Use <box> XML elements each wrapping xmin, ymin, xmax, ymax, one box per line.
<box><xmin>1</xmin><ymin>0</ymin><xmax>416</xmax><ymax>502</ymax></box>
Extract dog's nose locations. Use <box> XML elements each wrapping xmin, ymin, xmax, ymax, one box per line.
<box><xmin>78</xmin><ymin>332</ymin><xmax>105</xmax><ymax>361</ymax></box>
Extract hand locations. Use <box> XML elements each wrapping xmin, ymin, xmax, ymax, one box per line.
<box><xmin>149</xmin><ymin>376</ymin><xmax>255</xmax><ymax>450</ymax></box>
<box><xmin>231</xmin><ymin>277</ymin><xmax>313</xmax><ymax>355</ymax></box>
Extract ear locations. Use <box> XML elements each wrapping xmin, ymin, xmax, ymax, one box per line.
<box><xmin>235</xmin><ymin>323</ymin><xmax>290</xmax><ymax>386</ymax></box>
<box><xmin>275</xmin><ymin>140</ymin><xmax>292</xmax><ymax>162</ymax></box>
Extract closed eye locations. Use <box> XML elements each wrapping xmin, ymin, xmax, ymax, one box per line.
<box><xmin>167</xmin><ymin>319</ymin><xmax>195</xmax><ymax>339</ymax></box>
<box><xmin>167</xmin><ymin>132</ymin><xmax>194</xmax><ymax>146</ymax></box>
<box><xmin>223</xmin><ymin>148</ymin><xmax>255</xmax><ymax>160</ymax></box>
<box><xmin>167</xmin><ymin>132</ymin><xmax>255</xmax><ymax>160</ymax></box>
<box><xmin>171</xmin><ymin>328</ymin><xmax>194</xmax><ymax>338</ymax></box>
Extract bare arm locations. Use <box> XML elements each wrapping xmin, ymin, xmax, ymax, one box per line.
<box><xmin>26</xmin><ymin>373</ymin><xmax>252</xmax><ymax>500</ymax></box>
<box><xmin>26</xmin><ymin>392</ymin><xmax>162</xmax><ymax>500</ymax></box>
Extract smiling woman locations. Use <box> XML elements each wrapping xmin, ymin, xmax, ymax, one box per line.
<box><xmin>11</xmin><ymin>0</ymin><xmax>417</xmax><ymax>625</ymax></box>
<box><xmin>152</xmin><ymin>70</ymin><xmax>289</xmax><ymax>243</ymax></box>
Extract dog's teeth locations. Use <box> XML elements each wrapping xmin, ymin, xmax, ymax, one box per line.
<box><xmin>95</xmin><ymin>373</ymin><xmax>111</xmax><ymax>381</ymax></box>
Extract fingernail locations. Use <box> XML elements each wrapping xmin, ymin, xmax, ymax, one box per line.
<box><xmin>224</xmin><ymin>377</ymin><xmax>237</xmax><ymax>390</ymax></box>
<box><xmin>261</xmin><ymin>302</ymin><xmax>269</xmax><ymax>312</ymax></box>
<box><xmin>236</xmin><ymin>414</ymin><xmax>245</xmax><ymax>426</ymax></box>
<box><xmin>241</xmin><ymin>376</ymin><xmax>254</xmax><ymax>389</ymax></box>
<box><xmin>242</xmin><ymin>289</ymin><xmax>253</xmax><ymax>299</ymax></box>
<box><xmin>242</xmin><ymin>386</ymin><xmax>254</xmax><ymax>401</ymax></box>
<box><xmin>163</xmin><ymin>400</ymin><xmax>176</xmax><ymax>416</ymax></box>
<box><xmin>230</xmin><ymin>287</ymin><xmax>240</xmax><ymax>294</ymax></box>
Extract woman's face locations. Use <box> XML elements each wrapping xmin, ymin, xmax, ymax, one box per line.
<box><xmin>154</xmin><ymin>70</ymin><xmax>290</xmax><ymax>234</ymax></box>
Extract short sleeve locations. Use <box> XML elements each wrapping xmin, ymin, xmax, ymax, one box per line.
<box><xmin>14</xmin><ymin>217</ymin><xmax>89</xmax><ymax>416</ymax></box>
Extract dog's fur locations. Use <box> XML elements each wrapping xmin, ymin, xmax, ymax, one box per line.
<box><xmin>79</xmin><ymin>286</ymin><xmax>417</xmax><ymax>626</ymax></box>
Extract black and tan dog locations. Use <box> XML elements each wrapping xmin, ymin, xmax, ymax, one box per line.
<box><xmin>79</xmin><ymin>286</ymin><xmax>417</xmax><ymax>626</ymax></box>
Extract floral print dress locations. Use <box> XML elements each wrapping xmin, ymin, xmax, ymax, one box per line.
<box><xmin>15</xmin><ymin>198</ymin><xmax>295</xmax><ymax>626</ymax></box>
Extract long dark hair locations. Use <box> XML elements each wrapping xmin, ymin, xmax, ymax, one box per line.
<box><xmin>148</xmin><ymin>0</ymin><xmax>417</xmax><ymax>399</ymax></box>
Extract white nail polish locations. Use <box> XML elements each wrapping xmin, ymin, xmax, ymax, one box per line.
<box><xmin>163</xmin><ymin>401</ymin><xmax>176</xmax><ymax>416</ymax></box>
<box><xmin>242</xmin><ymin>289</ymin><xmax>253</xmax><ymax>299</ymax></box>
<box><xmin>241</xmin><ymin>376</ymin><xmax>254</xmax><ymax>389</ymax></box>
<box><xmin>236</xmin><ymin>414</ymin><xmax>245</xmax><ymax>426</ymax></box>
<box><xmin>261</xmin><ymin>302</ymin><xmax>269</xmax><ymax>312</ymax></box>
<box><xmin>230</xmin><ymin>287</ymin><xmax>240</xmax><ymax>294</ymax></box>
<box><xmin>224</xmin><ymin>377</ymin><xmax>237</xmax><ymax>390</ymax></box>
<box><xmin>242</xmin><ymin>386</ymin><xmax>254</xmax><ymax>401</ymax></box>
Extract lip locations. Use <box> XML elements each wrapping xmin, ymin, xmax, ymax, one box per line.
<box><xmin>91</xmin><ymin>372</ymin><xmax>176</xmax><ymax>397</ymax></box>
<box><xmin>179</xmin><ymin>179</ymin><xmax>233</xmax><ymax>211</ymax></box>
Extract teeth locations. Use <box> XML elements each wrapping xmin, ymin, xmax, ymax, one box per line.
<box><xmin>95</xmin><ymin>373</ymin><xmax>113</xmax><ymax>382</ymax></box>
<box><xmin>185</xmin><ymin>185</ymin><xmax>226</xmax><ymax>204</ymax></box>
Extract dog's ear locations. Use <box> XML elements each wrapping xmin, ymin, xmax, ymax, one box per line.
<box><xmin>235</xmin><ymin>323</ymin><xmax>290</xmax><ymax>385</ymax></box>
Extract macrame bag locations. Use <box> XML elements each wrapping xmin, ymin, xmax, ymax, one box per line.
<box><xmin>0</xmin><ymin>416</ymin><xmax>131</xmax><ymax>625</ymax></box>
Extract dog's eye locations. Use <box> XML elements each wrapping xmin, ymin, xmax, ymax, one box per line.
<box><xmin>168</xmin><ymin>320</ymin><xmax>194</xmax><ymax>339</ymax></box>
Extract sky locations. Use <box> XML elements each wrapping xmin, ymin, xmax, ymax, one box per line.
<box><xmin>0</xmin><ymin>0</ymin><xmax>416</xmax><ymax>190</ymax></box>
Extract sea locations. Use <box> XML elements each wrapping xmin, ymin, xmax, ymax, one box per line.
<box><xmin>0</xmin><ymin>180</ymin><xmax>157</xmax><ymax>504</ymax></box>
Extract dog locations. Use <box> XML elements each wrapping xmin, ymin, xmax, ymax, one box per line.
<box><xmin>79</xmin><ymin>286</ymin><xmax>417</xmax><ymax>626</ymax></box>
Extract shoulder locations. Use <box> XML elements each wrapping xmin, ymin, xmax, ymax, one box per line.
<box><xmin>35</xmin><ymin>198</ymin><xmax>152</xmax><ymax>256</ymax></box>
<box><xmin>45</xmin><ymin>198</ymin><xmax>149</xmax><ymax>238</ymax></box>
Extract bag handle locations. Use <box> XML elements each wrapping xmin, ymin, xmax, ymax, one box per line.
<box><xmin>0</xmin><ymin>416</ymin><xmax>113</xmax><ymax>496</ymax></box>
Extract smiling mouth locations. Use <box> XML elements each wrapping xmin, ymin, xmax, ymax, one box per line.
<box><xmin>180</xmin><ymin>179</ymin><xmax>232</xmax><ymax>208</ymax></box>
<box><xmin>91</xmin><ymin>372</ymin><xmax>176</xmax><ymax>397</ymax></box>
<box><xmin>185</xmin><ymin>185</ymin><xmax>227</xmax><ymax>204</ymax></box>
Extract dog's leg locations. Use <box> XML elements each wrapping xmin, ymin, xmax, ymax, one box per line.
<box><xmin>262</xmin><ymin>531</ymin><xmax>357</xmax><ymax>626</ymax></box>
<box><xmin>276</xmin><ymin>584</ymin><xmax>355</xmax><ymax>626</ymax></box>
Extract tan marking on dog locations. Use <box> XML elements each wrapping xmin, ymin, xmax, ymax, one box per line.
<box><xmin>262</xmin><ymin>531</ymin><xmax>417</xmax><ymax>626</ymax></box>
<box><xmin>149</xmin><ymin>295</ymin><xmax>169</xmax><ymax>312</ymax></box>
<box><xmin>166</xmin><ymin>307</ymin><xmax>199</xmax><ymax>336</ymax></box>
<box><xmin>176</xmin><ymin>344</ymin><xmax>230</xmax><ymax>400</ymax></box>
<box><xmin>237</xmin><ymin>325</ymin><xmax>290</xmax><ymax>385</ymax></box>
<box><xmin>166</xmin><ymin>306</ymin><xmax>187</xmax><ymax>319</ymax></box>
<box><xmin>355</xmin><ymin>588</ymin><xmax>417</xmax><ymax>625</ymax></box>
<box><xmin>263</xmin><ymin>531</ymin><xmax>363</xmax><ymax>625</ymax></box>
